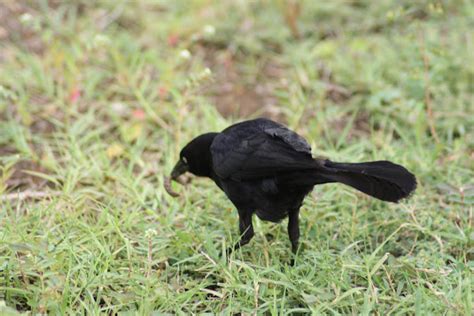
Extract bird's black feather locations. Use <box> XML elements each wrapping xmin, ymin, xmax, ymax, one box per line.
<box><xmin>211</xmin><ymin>118</ymin><xmax>314</xmax><ymax>180</ymax></box>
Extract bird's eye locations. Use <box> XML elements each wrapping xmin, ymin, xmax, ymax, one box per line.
<box><xmin>182</xmin><ymin>157</ymin><xmax>188</xmax><ymax>164</ymax></box>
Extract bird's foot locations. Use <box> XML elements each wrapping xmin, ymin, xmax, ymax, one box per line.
<box><xmin>221</xmin><ymin>247</ymin><xmax>234</xmax><ymax>261</ymax></box>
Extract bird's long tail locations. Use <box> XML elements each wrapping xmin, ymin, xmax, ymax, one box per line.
<box><xmin>318</xmin><ymin>160</ymin><xmax>417</xmax><ymax>203</ymax></box>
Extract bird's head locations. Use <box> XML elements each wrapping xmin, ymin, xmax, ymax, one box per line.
<box><xmin>171</xmin><ymin>132</ymin><xmax>218</xmax><ymax>181</ymax></box>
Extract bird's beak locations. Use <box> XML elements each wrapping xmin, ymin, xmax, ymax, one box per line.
<box><xmin>171</xmin><ymin>159</ymin><xmax>189</xmax><ymax>181</ymax></box>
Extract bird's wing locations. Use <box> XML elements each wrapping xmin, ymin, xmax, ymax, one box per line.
<box><xmin>210</xmin><ymin>118</ymin><xmax>314</xmax><ymax>180</ymax></box>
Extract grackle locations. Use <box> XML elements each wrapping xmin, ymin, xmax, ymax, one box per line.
<box><xmin>170</xmin><ymin>118</ymin><xmax>416</xmax><ymax>262</ymax></box>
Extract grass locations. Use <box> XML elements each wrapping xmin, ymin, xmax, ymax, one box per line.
<box><xmin>0</xmin><ymin>0</ymin><xmax>473</xmax><ymax>314</ymax></box>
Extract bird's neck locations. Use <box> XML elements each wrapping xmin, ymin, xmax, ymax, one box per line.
<box><xmin>196</xmin><ymin>150</ymin><xmax>214</xmax><ymax>178</ymax></box>
<box><xmin>190</xmin><ymin>133</ymin><xmax>218</xmax><ymax>178</ymax></box>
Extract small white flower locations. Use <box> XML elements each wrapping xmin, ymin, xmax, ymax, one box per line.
<box><xmin>93</xmin><ymin>34</ymin><xmax>110</xmax><ymax>47</ymax></box>
<box><xmin>203</xmin><ymin>24</ymin><xmax>215</xmax><ymax>36</ymax></box>
<box><xmin>145</xmin><ymin>229</ymin><xmax>157</xmax><ymax>239</ymax></box>
<box><xmin>179</xmin><ymin>49</ymin><xmax>191</xmax><ymax>60</ymax></box>
<box><xmin>20</xmin><ymin>13</ymin><xmax>33</xmax><ymax>24</ymax></box>
<box><xmin>202</xmin><ymin>67</ymin><xmax>212</xmax><ymax>77</ymax></box>
<box><xmin>111</xmin><ymin>102</ymin><xmax>127</xmax><ymax>115</ymax></box>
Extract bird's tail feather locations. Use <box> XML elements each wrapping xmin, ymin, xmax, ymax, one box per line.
<box><xmin>318</xmin><ymin>160</ymin><xmax>417</xmax><ymax>203</ymax></box>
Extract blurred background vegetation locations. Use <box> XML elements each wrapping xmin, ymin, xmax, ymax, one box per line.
<box><xmin>0</xmin><ymin>0</ymin><xmax>473</xmax><ymax>314</ymax></box>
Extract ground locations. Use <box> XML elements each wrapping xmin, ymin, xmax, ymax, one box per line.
<box><xmin>0</xmin><ymin>0</ymin><xmax>473</xmax><ymax>314</ymax></box>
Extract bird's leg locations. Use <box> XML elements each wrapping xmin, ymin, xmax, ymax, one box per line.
<box><xmin>287</xmin><ymin>208</ymin><xmax>300</xmax><ymax>265</ymax></box>
<box><xmin>226</xmin><ymin>211</ymin><xmax>254</xmax><ymax>256</ymax></box>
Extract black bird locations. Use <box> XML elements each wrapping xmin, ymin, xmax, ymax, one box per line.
<box><xmin>170</xmin><ymin>118</ymin><xmax>416</xmax><ymax>261</ymax></box>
